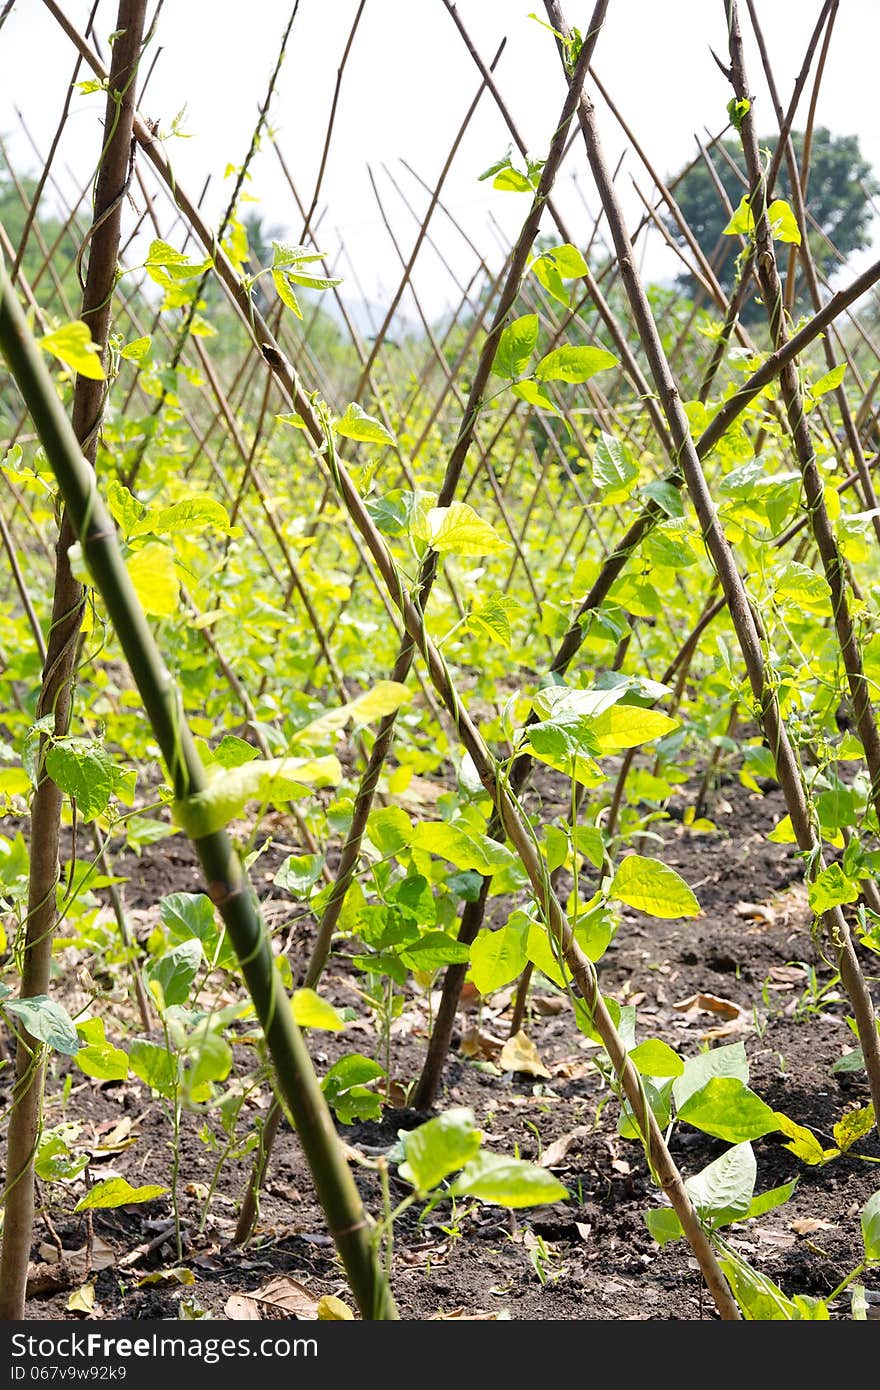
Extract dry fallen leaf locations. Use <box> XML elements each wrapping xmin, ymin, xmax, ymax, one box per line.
<box><xmin>539</xmin><ymin>1126</ymin><xmax>590</xmax><ymax>1169</ymax></box>
<box><xmin>735</xmin><ymin>901</ymin><xmax>776</xmax><ymax>925</ymax></box>
<box><xmin>459</xmin><ymin>1026</ymin><xmax>504</xmax><ymax>1061</ymax></box>
<box><xmin>532</xmin><ymin>994</ymin><xmax>566</xmax><ymax>1017</ymax></box>
<box><xmin>673</xmin><ymin>991</ymin><xmax>741</xmax><ymax>1019</ymax></box>
<box><xmin>791</xmin><ymin>1218</ymin><xmax>837</xmax><ymax>1236</ymax></box>
<box><xmin>91</xmin><ymin>1236</ymin><xmax>115</xmax><ymax>1272</ymax></box>
<box><xmin>499</xmin><ymin>1031</ymin><xmax>552</xmax><ymax>1078</ymax></box>
<box><xmin>234</xmin><ymin>1275</ymin><xmax>320</xmax><ymax>1320</ymax></box>
<box><xmin>574</xmin><ymin>1222</ymin><xmax>592</xmax><ymax>1243</ymax></box>
<box><xmin>224</xmin><ymin>1293</ymin><xmax>261</xmax><ymax>1320</ymax></box>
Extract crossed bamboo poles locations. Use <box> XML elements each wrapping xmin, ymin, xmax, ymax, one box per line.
<box><xmin>5</xmin><ymin>0</ymin><xmax>878</xmax><ymax>1323</ymax></box>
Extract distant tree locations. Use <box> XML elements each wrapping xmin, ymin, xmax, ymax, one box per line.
<box><xmin>669</xmin><ymin>128</ymin><xmax>878</xmax><ymax>319</ymax></box>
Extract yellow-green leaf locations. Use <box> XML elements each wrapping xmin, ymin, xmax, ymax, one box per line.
<box><xmin>75</xmin><ymin>1178</ymin><xmax>167</xmax><ymax>1211</ymax></box>
<box><xmin>173</xmin><ymin>755</ymin><xmax>342</xmax><ymax>837</ymax></box>
<box><xmin>295</xmin><ymin>681</ymin><xmax>411</xmax><ymax>745</ymax></box>
<box><xmin>767</xmin><ymin>198</ymin><xmax>801</xmax><ymax>245</ymax></box>
<box><xmin>590</xmin><ymin>705</ymin><xmax>679</xmax><ymax>753</ymax></box>
<box><xmin>292</xmin><ymin>988</ymin><xmax>345</xmax><ymax>1032</ymax></box>
<box><xmin>335</xmin><ymin>402</ymin><xmax>396</xmax><ymax>448</ymax></box>
<box><xmin>610</xmin><ymin>855</ymin><xmax>700</xmax><ymax>919</ymax></box>
<box><xmin>425</xmin><ymin>502</ymin><xmax>508</xmax><ymax>556</ymax></box>
<box><xmin>40</xmin><ymin>321</ymin><xmax>105</xmax><ymax>379</ymax></box>
<box><xmin>126</xmin><ymin>543</ymin><xmax>179</xmax><ymax>617</ymax></box>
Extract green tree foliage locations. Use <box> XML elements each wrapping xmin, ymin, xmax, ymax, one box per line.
<box><xmin>669</xmin><ymin>128</ymin><xmax>878</xmax><ymax>320</ymax></box>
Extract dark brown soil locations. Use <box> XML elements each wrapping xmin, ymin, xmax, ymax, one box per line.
<box><xmin>4</xmin><ymin>776</ymin><xmax>879</xmax><ymax>1322</ymax></box>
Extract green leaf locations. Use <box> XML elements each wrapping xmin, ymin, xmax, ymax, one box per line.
<box><xmin>173</xmin><ymin>754</ymin><xmax>342</xmax><ymax>836</ymax></box>
<box><xmin>292</xmin><ymin>988</ymin><xmax>345</xmax><ymax>1032</ymax></box>
<box><xmin>534</xmin><ymin>243</ymin><xmax>588</xmax><ymax>279</ymax></box>
<box><xmin>75</xmin><ymin>1178</ymin><xmax>167</xmax><ymax>1212</ymax></box>
<box><xmin>451</xmin><ymin>1152</ymin><xmax>567</xmax><ymax>1208</ymax></box>
<box><xmin>722</xmin><ymin>196</ymin><xmax>754</xmax><ymax>237</ymax></box>
<box><xmin>642</xmin><ymin>479</ymin><xmax>684</xmax><ymax>517</ymax></box>
<box><xmin>609</xmin><ymin>855</ymin><xmax>700</xmax><ymax>919</ymax></box>
<box><xmin>146</xmin><ymin>940</ymin><xmax>202</xmax><ymax>1011</ymax></box>
<box><xmin>493</xmin><ymin>314</ymin><xmax>538</xmax><ymax>378</ymax></box>
<box><xmin>808</xmin><ymin>861</ymin><xmax>860</xmax><ymax>914</ymax></box>
<box><xmin>535</xmin><ymin>345</ymin><xmax>618</xmax><ymax>384</ymax></box>
<box><xmin>274</xmin><ymin>853</ymin><xmax>324</xmax><ymax>897</ymax></box>
<box><xmin>745</xmin><ymin>1179</ymin><xmax>798</xmax><ymax>1220</ymax></box>
<box><xmin>861</xmin><ymin>1190</ymin><xmax>880</xmax><ymax>1262</ymax></box>
<box><xmin>767</xmin><ymin>198</ymin><xmax>801</xmax><ymax>245</ymax></box>
<box><xmin>645</xmin><ymin>1207</ymin><xmax>683</xmax><ymax>1246</ymax></box>
<box><xmin>425</xmin><ymin>502</ymin><xmax>508</xmax><ymax>556</ymax></box>
<box><xmin>129</xmin><ymin>1038</ymin><xmax>176</xmax><ymax>1098</ymax></box>
<box><xmin>678</xmin><ymin>1078</ymin><xmax>779</xmax><ymax>1143</ymax></box>
<box><xmin>410</xmin><ymin>821</ymin><xmax>515</xmax><ymax>874</ymax></box>
<box><xmin>186</xmin><ymin>1029</ymin><xmax>232</xmax><ymax>1093</ymax></box>
<box><xmin>399</xmin><ymin>1108</ymin><xmax>482</xmax><ymax>1194</ymax></box>
<box><xmin>468</xmin><ymin>591</ymin><xmax>517</xmax><ymax>651</ymax></box>
<box><xmin>272</xmin><ymin>269</ymin><xmax>302</xmax><ymax>318</ymax></box>
<box><xmin>773</xmin><ymin>561</ymin><xmax>831</xmax><ymax>616</ymax></box>
<box><xmin>39</xmin><ymin>321</ymin><xmax>105</xmax><ymax>379</ymax></box>
<box><xmin>366</xmin><ymin>806</ymin><xmax>413</xmax><ymax>856</ymax></box>
<box><xmin>160</xmin><ymin>892</ymin><xmax>234</xmax><ymax>971</ymax></box>
<box><xmin>3</xmin><ymin>995</ymin><xmax>80</xmax><ymax>1055</ymax></box>
<box><xmin>685</xmin><ymin>1142</ymin><xmax>756</xmax><ymax>1226</ymax></box>
<box><xmin>399</xmin><ymin>932</ymin><xmax>471</xmax><ymax>972</ymax></box>
<box><xmin>132</xmin><ymin>496</ymin><xmax>232</xmax><ymax>539</ymax></box>
<box><xmin>120</xmin><ymin>335</ymin><xmax>151</xmax><ymax>363</ymax></box>
<box><xmin>469</xmin><ymin>919</ymin><xmax>529</xmax><ymax>995</ymax></box>
<box><xmin>74</xmin><ymin>1038</ymin><xmax>129</xmax><ymax>1082</ymax></box>
<box><xmin>719</xmin><ymin>1252</ymin><xmax>798</xmax><ymax>1320</ymax></box>
<box><xmin>45</xmin><ymin>739</ymin><xmax>113</xmax><ymax>821</ymax></box>
<box><xmin>335</xmin><ymin>402</ymin><xmax>396</xmax><ymax>448</ymax></box>
<box><xmin>628</xmin><ymin>1038</ymin><xmax>684</xmax><ymax>1078</ymax></box>
<box><xmin>810</xmin><ymin>363</ymin><xmax>846</xmax><ymax>399</ymax></box>
<box><xmin>126</xmin><ymin>542</ymin><xmax>180</xmax><ymax>617</ymax></box>
<box><xmin>590</xmin><ymin>705</ymin><xmax>679</xmax><ymax>754</ymax></box>
<box><xmin>591</xmin><ymin>432</ymin><xmax>638</xmax><ymax>502</ymax></box>
<box><xmin>144</xmin><ymin>239</ymin><xmax>210</xmax><ymax>285</ymax></box>
<box><xmin>294</xmin><ymin>681</ymin><xmax>411</xmax><ymax>745</ymax></box>
<box><xmin>510</xmin><ymin>379</ymin><xmax>560</xmax><ymax>415</ymax></box>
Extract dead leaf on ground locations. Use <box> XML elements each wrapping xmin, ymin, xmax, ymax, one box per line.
<box><xmin>459</xmin><ymin>1026</ymin><xmax>504</xmax><ymax>1061</ymax></box>
<box><xmin>699</xmin><ymin>1017</ymin><xmax>748</xmax><ymax>1040</ymax></box>
<box><xmin>539</xmin><ymin>1126</ymin><xmax>590</xmax><ymax>1169</ymax></box>
<box><xmin>91</xmin><ymin>1237</ymin><xmax>115</xmax><ymax>1272</ymax></box>
<box><xmin>791</xmin><ymin>1218</ymin><xmax>837</xmax><ymax>1236</ymax></box>
<box><xmin>499</xmin><ymin>1031</ymin><xmax>551</xmax><ymax>1078</ymax></box>
<box><xmin>532</xmin><ymin>994</ymin><xmax>565</xmax><ymax>1016</ymax></box>
<box><xmin>735</xmin><ymin>901</ymin><xmax>776</xmax><ymax>925</ymax></box>
<box><xmin>550</xmin><ymin>1057</ymin><xmax>591</xmax><ymax>1080</ymax></box>
<box><xmin>575</xmin><ymin>1222</ymin><xmax>592</xmax><ymax>1243</ymax></box>
<box><xmin>673</xmin><ymin>991</ymin><xmax>741</xmax><ymax>1019</ymax></box>
<box><xmin>225</xmin><ymin>1275</ymin><xmax>320</xmax><ymax>1321</ymax></box>
<box><xmin>224</xmin><ymin>1294</ymin><xmax>261</xmax><ymax>1320</ymax></box>
<box><xmin>755</xmin><ymin>1228</ymin><xmax>796</xmax><ymax>1249</ymax></box>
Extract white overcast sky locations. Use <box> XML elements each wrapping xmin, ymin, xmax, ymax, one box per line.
<box><xmin>2</xmin><ymin>1</ymin><xmax>879</xmax><ymax>321</ymax></box>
